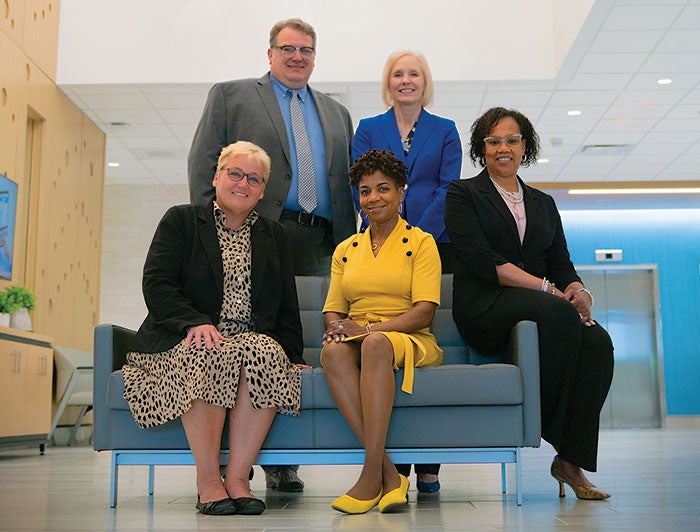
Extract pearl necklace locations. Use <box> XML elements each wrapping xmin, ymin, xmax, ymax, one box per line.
<box><xmin>490</xmin><ymin>176</ymin><xmax>525</xmax><ymax>221</ymax></box>
<box><xmin>489</xmin><ymin>176</ymin><xmax>524</xmax><ymax>203</ymax></box>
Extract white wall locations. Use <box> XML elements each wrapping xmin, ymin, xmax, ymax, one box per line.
<box><xmin>57</xmin><ymin>0</ymin><xmax>593</xmax><ymax>84</ymax></box>
<box><xmin>99</xmin><ymin>185</ymin><xmax>188</xmax><ymax>330</ymax></box>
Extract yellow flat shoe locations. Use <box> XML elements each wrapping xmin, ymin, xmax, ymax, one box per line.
<box><xmin>378</xmin><ymin>474</ymin><xmax>409</xmax><ymax>513</ymax></box>
<box><xmin>331</xmin><ymin>491</ymin><xmax>382</xmax><ymax>514</ymax></box>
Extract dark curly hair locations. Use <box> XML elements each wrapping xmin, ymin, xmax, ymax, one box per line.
<box><xmin>469</xmin><ymin>107</ymin><xmax>540</xmax><ymax>168</ymax></box>
<box><xmin>348</xmin><ymin>149</ymin><xmax>407</xmax><ymax>188</ymax></box>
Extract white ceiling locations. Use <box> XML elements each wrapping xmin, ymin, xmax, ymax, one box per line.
<box><xmin>58</xmin><ymin>0</ymin><xmax>700</xmax><ymax>209</ymax></box>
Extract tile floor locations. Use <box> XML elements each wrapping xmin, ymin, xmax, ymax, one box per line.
<box><xmin>1</xmin><ymin>420</ymin><xmax>699</xmax><ymax>531</ymax></box>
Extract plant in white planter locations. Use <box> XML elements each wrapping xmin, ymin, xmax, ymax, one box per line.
<box><xmin>3</xmin><ymin>285</ymin><xmax>36</xmax><ymax>331</ymax></box>
<box><xmin>0</xmin><ymin>289</ymin><xmax>12</xmax><ymax>327</ymax></box>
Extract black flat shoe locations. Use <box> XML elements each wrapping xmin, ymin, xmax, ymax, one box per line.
<box><xmin>195</xmin><ymin>495</ymin><xmax>237</xmax><ymax>515</ymax></box>
<box><xmin>233</xmin><ymin>497</ymin><xmax>266</xmax><ymax>515</ymax></box>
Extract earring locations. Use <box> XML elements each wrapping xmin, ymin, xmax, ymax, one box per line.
<box><xmin>399</xmin><ymin>203</ymin><xmax>403</xmax><ymax>215</ymax></box>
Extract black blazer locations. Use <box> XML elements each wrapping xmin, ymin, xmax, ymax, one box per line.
<box><xmin>445</xmin><ymin>168</ymin><xmax>581</xmax><ymax>323</ymax></box>
<box><xmin>133</xmin><ymin>203</ymin><xmax>304</xmax><ymax>364</ymax></box>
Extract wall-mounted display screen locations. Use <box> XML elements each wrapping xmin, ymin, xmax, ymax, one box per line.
<box><xmin>0</xmin><ymin>174</ymin><xmax>18</xmax><ymax>280</ymax></box>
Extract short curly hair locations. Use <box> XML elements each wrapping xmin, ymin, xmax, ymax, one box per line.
<box><xmin>469</xmin><ymin>107</ymin><xmax>540</xmax><ymax>168</ymax></box>
<box><xmin>349</xmin><ymin>150</ymin><xmax>407</xmax><ymax>188</ymax></box>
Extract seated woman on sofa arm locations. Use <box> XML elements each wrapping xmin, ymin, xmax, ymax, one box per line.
<box><xmin>122</xmin><ymin>141</ymin><xmax>305</xmax><ymax>516</ymax></box>
<box><xmin>321</xmin><ymin>150</ymin><xmax>443</xmax><ymax>515</ymax></box>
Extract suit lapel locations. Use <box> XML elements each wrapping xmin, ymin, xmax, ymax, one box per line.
<box><xmin>256</xmin><ymin>74</ymin><xmax>291</xmax><ymax>166</ymax></box>
<box><xmin>250</xmin><ymin>219</ymin><xmax>272</xmax><ymax>309</ymax></box>
<box><xmin>474</xmin><ymin>169</ymin><xmax>521</xmax><ymax>245</ymax></box>
<box><xmin>377</xmin><ymin>108</ymin><xmax>406</xmax><ymax>161</ymax></box>
<box><xmin>406</xmin><ymin>108</ymin><xmax>436</xmax><ymax>173</ymax></box>
<box><xmin>198</xmin><ymin>205</ymin><xmax>224</xmax><ymax>303</ymax></box>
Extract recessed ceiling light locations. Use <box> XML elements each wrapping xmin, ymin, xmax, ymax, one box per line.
<box><xmin>569</xmin><ymin>188</ymin><xmax>700</xmax><ymax>195</ymax></box>
<box><xmin>567</xmin><ymin>110</ymin><xmax>581</xmax><ymax>116</ymax></box>
<box><xmin>537</xmin><ymin>158</ymin><xmax>550</xmax><ymax>163</ymax></box>
<box><xmin>656</xmin><ymin>78</ymin><xmax>672</xmax><ymax>85</ymax></box>
<box><xmin>107</xmin><ymin>162</ymin><xmax>120</xmax><ymax>167</ymax></box>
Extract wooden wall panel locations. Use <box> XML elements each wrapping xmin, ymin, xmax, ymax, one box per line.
<box><xmin>2</xmin><ymin>4</ymin><xmax>105</xmax><ymax>349</ymax></box>
<box><xmin>0</xmin><ymin>0</ymin><xmax>26</xmax><ymax>47</ymax></box>
<box><xmin>21</xmin><ymin>0</ymin><xmax>59</xmax><ymax>81</ymax></box>
<box><xmin>0</xmin><ymin>31</ymin><xmax>22</xmax><ymax>181</ymax></box>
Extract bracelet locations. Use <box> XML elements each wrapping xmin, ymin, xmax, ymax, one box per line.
<box><xmin>577</xmin><ymin>287</ymin><xmax>594</xmax><ymax>307</ymax></box>
<box><xmin>366</xmin><ymin>324</ymin><xmax>372</xmax><ymax>334</ymax></box>
<box><xmin>541</xmin><ymin>277</ymin><xmax>549</xmax><ymax>293</ymax></box>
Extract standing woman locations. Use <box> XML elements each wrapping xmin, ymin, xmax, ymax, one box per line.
<box><xmin>445</xmin><ymin>107</ymin><xmax>614</xmax><ymax>499</ymax></box>
<box><xmin>353</xmin><ymin>50</ymin><xmax>461</xmax><ymax>491</ymax></box>
<box><xmin>122</xmin><ymin>141</ymin><xmax>305</xmax><ymax>515</ymax></box>
<box><xmin>353</xmin><ymin>50</ymin><xmax>462</xmax><ymax>274</ymax></box>
<box><xmin>322</xmin><ymin>150</ymin><xmax>443</xmax><ymax>513</ymax></box>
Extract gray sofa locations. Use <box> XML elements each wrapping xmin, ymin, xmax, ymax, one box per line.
<box><xmin>93</xmin><ymin>274</ymin><xmax>541</xmax><ymax>507</ymax></box>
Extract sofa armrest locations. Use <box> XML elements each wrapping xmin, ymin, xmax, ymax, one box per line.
<box><xmin>93</xmin><ymin>324</ymin><xmax>137</xmax><ymax>451</ymax></box>
<box><xmin>505</xmin><ymin>320</ymin><xmax>541</xmax><ymax>447</ymax></box>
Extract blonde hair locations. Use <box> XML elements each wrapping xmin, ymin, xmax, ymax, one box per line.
<box><xmin>217</xmin><ymin>141</ymin><xmax>272</xmax><ymax>180</ymax></box>
<box><xmin>381</xmin><ymin>50</ymin><xmax>434</xmax><ymax>108</ymax></box>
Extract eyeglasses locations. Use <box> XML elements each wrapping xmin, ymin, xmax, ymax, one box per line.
<box><xmin>483</xmin><ymin>134</ymin><xmax>523</xmax><ymax>148</ymax></box>
<box><xmin>220</xmin><ymin>167</ymin><xmax>265</xmax><ymax>187</ymax></box>
<box><xmin>274</xmin><ymin>44</ymin><xmax>315</xmax><ymax>57</ymax></box>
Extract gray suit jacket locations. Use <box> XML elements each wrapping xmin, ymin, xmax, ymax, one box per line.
<box><xmin>187</xmin><ymin>73</ymin><xmax>356</xmax><ymax>244</ymax></box>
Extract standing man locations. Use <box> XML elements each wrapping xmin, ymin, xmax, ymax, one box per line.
<box><xmin>187</xmin><ymin>18</ymin><xmax>355</xmax><ymax>493</ymax></box>
<box><xmin>188</xmin><ymin>17</ymin><xmax>355</xmax><ymax>277</ymax></box>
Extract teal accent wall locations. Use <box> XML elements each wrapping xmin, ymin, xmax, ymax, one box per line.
<box><xmin>560</xmin><ymin>209</ymin><xmax>700</xmax><ymax>416</ymax></box>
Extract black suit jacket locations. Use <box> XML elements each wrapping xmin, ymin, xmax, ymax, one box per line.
<box><xmin>133</xmin><ymin>203</ymin><xmax>304</xmax><ymax>363</ymax></box>
<box><xmin>445</xmin><ymin>168</ymin><xmax>581</xmax><ymax>323</ymax></box>
<box><xmin>187</xmin><ymin>73</ymin><xmax>356</xmax><ymax>245</ymax></box>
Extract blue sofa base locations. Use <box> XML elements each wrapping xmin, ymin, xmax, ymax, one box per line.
<box><xmin>109</xmin><ymin>447</ymin><xmax>522</xmax><ymax>508</ymax></box>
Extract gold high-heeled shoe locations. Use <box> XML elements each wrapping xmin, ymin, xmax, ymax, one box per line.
<box><xmin>331</xmin><ymin>490</ymin><xmax>382</xmax><ymax>514</ymax></box>
<box><xmin>550</xmin><ymin>456</ymin><xmax>611</xmax><ymax>500</ymax></box>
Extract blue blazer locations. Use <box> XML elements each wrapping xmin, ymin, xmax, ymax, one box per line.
<box><xmin>352</xmin><ymin>108</ymin><xmax>462</xmax><ymax>243</ymax></box>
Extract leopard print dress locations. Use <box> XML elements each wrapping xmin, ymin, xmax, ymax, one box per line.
<box><xmin>122</xmin><ymin>207</ymin><xmax>301</xmax><ymax>429</ymax></box>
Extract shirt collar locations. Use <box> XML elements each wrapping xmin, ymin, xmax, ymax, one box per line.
<box><xmin>269</xmin><ymin>73</ymin><xmax>310</xmax><ymax>102</ymax></box>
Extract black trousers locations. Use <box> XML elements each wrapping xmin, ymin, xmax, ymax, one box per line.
<box><xmin>279</xmin><ymin>218</ymin><xmax>335</xmax><ymax>276</ymax></box>
<box><xmin>455</xmin><ymin>288</ymin><xmax>614</xmax><ymax>472</ymax></box>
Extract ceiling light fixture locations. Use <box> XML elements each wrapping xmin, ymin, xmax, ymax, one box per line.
<box><xmin>567</xmin><ymin>110</ymin><xmax>581</xmax><ymax>116</ymax></box>
<box><xmin>569</xmin><ymin>188</ymin><xmax>700</xmax><ymax>195</ymax></box>
<box><xmin>107</xmin><ymin>162</ymin><xmax>120</xmax><ymax>167</ymax></box>
<box><xmin>537</xmin><ymin>158</ymin><xmax>550</xmax><ymax>163</ymax></box>
<box><xmin>656</xmin><ymin>78</ymin><xmax>672</xmax><ymax>85</ymax></box>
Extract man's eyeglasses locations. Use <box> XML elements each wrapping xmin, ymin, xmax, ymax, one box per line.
<box><xmin>483</xmin><ymin>134</ymin><xmax>523</xmax><ymax>148</ymax></box>
<box><xmin>220</xmin><ymin>167</ymin><xmax>265</xmax><ymax>187</ymax></box>
<box><xmin>274</xmin><ymin>45</ymin><xmax>315</xmax><ymax>57</ymax></box>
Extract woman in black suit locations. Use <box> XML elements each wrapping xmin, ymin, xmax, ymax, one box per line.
<box><xmin>123</xmin><ymin>141</ymin><xmax>305</xmax><ymax>515</ymax></box>
<box><xmin>445</xmin><ymin>107</ymin><xmax>614</xmax><ymax>500</ymax></box>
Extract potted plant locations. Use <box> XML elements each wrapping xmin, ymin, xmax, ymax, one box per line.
<box><xmin>0</xmin><ymin>288</ymin><xmax>12</xmax><ymax>327</ymax></box>
<box><xmin>3</xmin><ymin>285</ymin><xmax>36</xmax><ymax>331</ymax></box>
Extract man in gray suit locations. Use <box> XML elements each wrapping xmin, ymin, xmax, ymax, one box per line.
<box><xmin>187</xmin><ymin>17</ymin><xmax>354</xmax><ymax>493</ymax></box>
<box><xmin>188</xmin><ymin>17</ymin><xmax>355</xmax><ymax>277</ymax></box>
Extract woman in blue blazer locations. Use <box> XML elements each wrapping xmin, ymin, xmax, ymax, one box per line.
<box><xmin>352</xmin><ymin>50</ymin><xmax>462</xmax><ymax>492</ymax></box>
<box><xmin>353</xmin><ymin>50</ymin><xmax>463</xmax><ymax>274</ymax></box>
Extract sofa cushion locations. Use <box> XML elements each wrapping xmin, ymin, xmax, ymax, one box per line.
<box><xmin>312</xmin><ymin>364</ymin><xmax>523</xmax><ymax>409</ymax></box>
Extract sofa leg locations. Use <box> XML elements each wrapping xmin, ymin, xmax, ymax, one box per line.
<box><xmin>110</xmin><ymin>452</ymin><xmax>119</xmax><ymax>508</ymax></box>
<box><xmin>500</xmin><ymin>463</ymin><xmax>506</xmax><ymax>493</ymax></box>
<box><xmin>515</xmin><ymin>448</ymin><xmax>523</xmax><ymax>506</ymax></box>
<box><xmin>148</xmin><ymin>465</ymin><xmax>155</xmax><ymax>496</ymax></box>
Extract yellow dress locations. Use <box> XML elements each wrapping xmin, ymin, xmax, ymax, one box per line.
<box><xmin>322</xmin><ymin>218</ymin><xmax>443</xmax><ymax>394</ymax></box>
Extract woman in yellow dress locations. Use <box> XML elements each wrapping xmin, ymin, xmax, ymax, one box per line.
<box><xmin>321</xmin><ymin>149</ymin><xmax>443</xmax><ymax>514</ymax></box>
